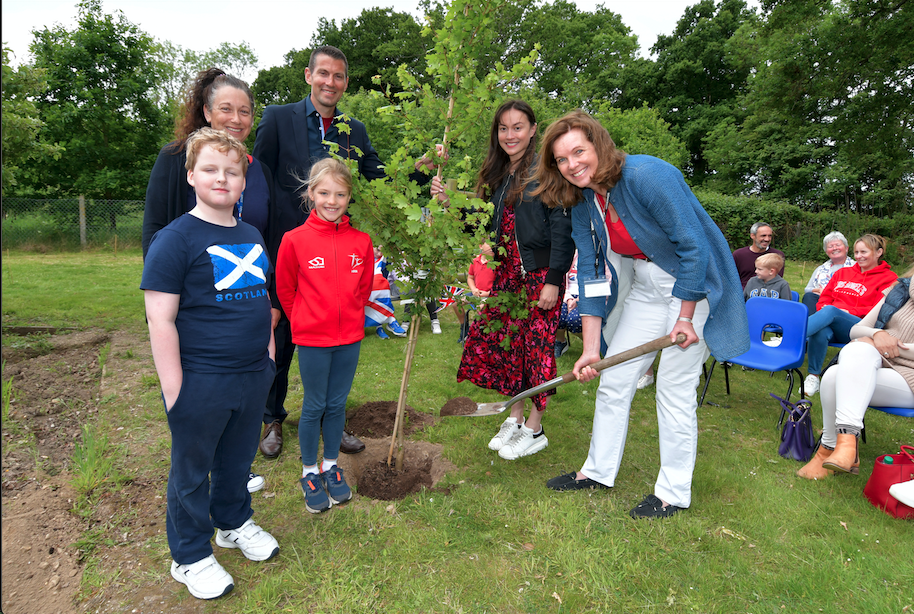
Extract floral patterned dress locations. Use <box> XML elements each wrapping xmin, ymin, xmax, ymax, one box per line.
<box><xmin>457</xmin><ymin>201</ymin><xmax>563</xmax><ymax>410</ymax></box>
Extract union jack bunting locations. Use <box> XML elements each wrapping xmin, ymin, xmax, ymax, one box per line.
<box><xmin>436</xmin><ymin>285</ymin><xmax>465</xmax><ymax>312</ymax></box>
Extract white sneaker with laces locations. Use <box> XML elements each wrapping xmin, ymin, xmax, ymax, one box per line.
<box><xmin>804</xmin><ymin>374</ymin><xmax>820</xmax><ymax>396</ymax></box>
<box><xmin>488</xmin><ymin>417</ymin><xmax>521</xmax><ymax>451</ymax></box>
<box><xmin>247</xmin><ymin>472</ymin><xmax>265</xmax><ymax>493</ymax></box>
<box><xmin>888</xmin><ymin>480</ymin><xmax>914</xmax><ymax>507</ymax></box>
<box><xmin>498</xmin><ymin>425</ymin><xmax>548</xmax><ymax>460</ymax></box>
<box><xmin>431</xmin><ymin>320</ymin><xmax>442</xmax><ymax>334</ymax></box>
<box><xmin>171</xmin><ymin>555</ymin><xmax>234</xmax><ymax>600</ymax></box>
<box><xmin>637</xmin><ymin>373</ymin><xmax>654</xmax><ymax>389</ymax></box>
<box><xmin>215</xmin><ymin>518</ymin><xmax>279</xmax><ymax>561</ymax></box>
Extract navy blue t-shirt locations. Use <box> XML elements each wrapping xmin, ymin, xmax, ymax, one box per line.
<box><xmin>141</xmin><ymin>214</ymin><xmax>272</xmax><ymax>373</ymax></box>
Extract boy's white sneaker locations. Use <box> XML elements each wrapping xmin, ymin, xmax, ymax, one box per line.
<box><xmin>637</xmin><ymin>373</ymin><xmax>654</xmax><ymax>389</ymax></box>
<box><xmin>431</xmin><ymin>320</ymin><xmax>442</xmax><ymax>334</ymax></box>
<box><xmin>498</xmin><ymin>425</ymin><xmax>548</xmax><ymax>460</ymax></box>
<box><xmin>488</xmin><ymin>417</ymin><xmax>521</xmax><ymax>451</ymax></box>
<box><xmin>171</xmin><ymin>555</ymin><xmax>234</xmax><ymax>600</ymax></box>
<box><xmin>215</xmin><ymin>518</ymin><xmax>279</xmax><ymax>561</ymax></box>
<box><xmin>804</xmin><ymin>374</ymin><xmax>820</xmax><ymax>396</ymax></box>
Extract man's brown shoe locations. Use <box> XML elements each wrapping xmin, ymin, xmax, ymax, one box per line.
<box><xmin>340</xmin><ymin>430</ymin><xmax>365</xmax><ymax>454</ymax></box>
<box><xmin>259</xmin><ymin>421</ymin><xmax>283</xmax><ymax>459</ymax></box>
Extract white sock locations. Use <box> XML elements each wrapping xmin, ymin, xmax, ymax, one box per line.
<box><xmin>303</xmin><ymin>466</ymin><xmax>319</xmax><ymax>478</ymax></box>
<box><xmin>321</xmin><ymin>459</ymin><xmax>337</xmax><ymax>473</ymax></box>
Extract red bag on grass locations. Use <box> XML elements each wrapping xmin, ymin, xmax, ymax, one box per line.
<box><xmin>863</xmin><ymin>444</ymin><xmax>914</xmax><ymax>519</ymax></box>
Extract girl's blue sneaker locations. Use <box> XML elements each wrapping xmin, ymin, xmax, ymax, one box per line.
<box><xmin>321</xmin><ymin>465</ymin><xmax>352</xmax><ymax>504</ymax></box>
<box><xmin>376</xmin><ymin>327</ymin><xmax>390</xmax><ymax>340</ymax></box>
<box><xmin>300</xmin><ymin>475</ymin><xmax>331</xmax><ymax>513</ymax></box>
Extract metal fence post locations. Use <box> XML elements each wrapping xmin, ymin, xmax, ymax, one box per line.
<box><xmin>79</xmin><ymin>195</ymin><xmax>87</xmax><ymax>247</ymax></box>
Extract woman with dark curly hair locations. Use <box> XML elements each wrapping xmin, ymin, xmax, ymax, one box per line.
<box><xmin>143</xmin><ymin>68</ymin><xmax>274</xmax><ymax>259</ymax></box>
<box><xmin>143</xmin><ymin>68</ymin><xmax>275</xmax><ymax>495</ymax></box>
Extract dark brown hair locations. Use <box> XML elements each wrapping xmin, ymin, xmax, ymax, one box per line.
<box><xmin>309</xmin><ymin>45</ymin><xmax>349</xmax><ymax>78</ymax></box>
<box><xmin>474</xmin><ymin>100</ymin><xmax>537</xmax><ymax>205</ymax></box>
<box><xmin>533</xmin><ymin>110</ymin><xmax>626</xmax><ymax>209</ymax></box>
<box><xmin>171</xmin><ymin>68</ymin><xmax>254</xmax><ymax>152</ymax></box>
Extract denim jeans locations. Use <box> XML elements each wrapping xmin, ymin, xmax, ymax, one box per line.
<box><xmin>806</xmin><ymin>305</ymin><xmax>860</xmax><ymax>375</ymax></box>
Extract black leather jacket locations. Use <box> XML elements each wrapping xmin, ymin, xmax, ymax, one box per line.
<box><xmin>487</xmin><ymin>163</ymin><xmax>574</xmax><ymax>287</ymax></box>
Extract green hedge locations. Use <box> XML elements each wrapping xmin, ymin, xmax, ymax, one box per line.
<box><xmin>695</xmin><ymin>189</ymin><xmax>914</xmax><ymax>267</ymax></box>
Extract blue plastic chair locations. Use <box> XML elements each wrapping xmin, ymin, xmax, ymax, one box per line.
<box><xmin>791</xmin><ymin>290</ymin><xmax>800</xmax><ymax>302</ymax></box>
<box><xmin>700</xmin><ymin>297</ymin><xmax>809</xmax><ymax>406</ymax></box>
<box><xmin>860</xmin><ymin>405</ymin><xmax>914</xmax><ymax>444</ymax></box>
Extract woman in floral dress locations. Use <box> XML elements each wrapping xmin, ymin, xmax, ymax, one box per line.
<box><xmin>431</xmin><ymin>100</ymin><xmax>574</xmax><ymax>460</ymax></box>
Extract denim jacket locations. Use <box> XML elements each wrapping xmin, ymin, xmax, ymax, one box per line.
<box><xmin>571</xmin><ymin>155</ymin><xmax>749</xmax><ymax>360</ymax></box>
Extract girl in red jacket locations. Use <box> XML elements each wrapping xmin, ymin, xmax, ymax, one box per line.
<box><xmin>804</xmin><ymin>234</ymin><xmax>897</xmax><ymax>395</ymax></box>
<box><xmin>276</xmin><ymin>158</ymin><xmax>373</xmax><ymax>513</ymax></box>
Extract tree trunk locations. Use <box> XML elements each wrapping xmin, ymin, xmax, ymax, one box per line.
<box><xmin>388</xmin><ymin>313</ymin><xmax>421</xmax><ymax>470</ymax></box>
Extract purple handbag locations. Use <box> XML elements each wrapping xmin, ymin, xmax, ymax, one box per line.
<box><xmin>771</xmin><ymin>393</ymin><xmax>815</xmax><ymax>462</ymax></box>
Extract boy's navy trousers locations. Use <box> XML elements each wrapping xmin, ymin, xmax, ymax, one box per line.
<box><xmin>164</xmin><ymin>363</ymin><xmax>275</xmax><ymax>564</ymax></box>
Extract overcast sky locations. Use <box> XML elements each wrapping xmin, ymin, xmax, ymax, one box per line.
<box><xmin>3</xmin><ymin>0</ymin><xmax>760</xmax><ymax>80</ymax></box>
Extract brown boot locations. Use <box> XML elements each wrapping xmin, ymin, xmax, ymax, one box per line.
<box><xmin>797</xmin><ymin>446</ymin><xmax>834</xmax><ymax>480</ymax></box>
<box><xmin>821</xmin><ymin>433</ymin><xmax>860</xmax><ymax>474</ymax></box>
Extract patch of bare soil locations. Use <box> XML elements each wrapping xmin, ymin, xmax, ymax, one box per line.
<box><xmin>334</xmin><ymin>439</ymin><xmax>455</xmax><ymax>501</ymax></box>
<box><xmin>336</xmin><ymin>401</ymin><xmax>454</xmax><ymax>501</ymax></box>
<box><xmin>1</xmin><ymin>479</ymin><xmax>85</xmax><ymax>614</ymax></box>
<box><xmin>2</xmin><ymin>329</ymin><xmax>109</xmax><ymax>614</ymax></box>
<box><xmin>346</xmin><ymin>400</ymin><xmax>434</xmax><ymax>438</ymax></box>
<box><xmin>439</xmin><ymin>396</ymin><xmax>478</xmax><ymax>416</ymax></box>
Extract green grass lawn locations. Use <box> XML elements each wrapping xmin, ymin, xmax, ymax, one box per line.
<box><xmin>2</xmin><ymin>249</ymin><xmax>912</xmax><ymax>613</ymax></box>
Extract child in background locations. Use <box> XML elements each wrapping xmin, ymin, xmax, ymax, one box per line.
<box><xmin>744</xmin><ymin>253</ymin><xmax>792</xmax><ymax>301</ymax></box>
<box><xmin>554</xmin><ymin>251</ymin><xmax>580</xmax><ymax>358</ymax></box>
<box><xmin>142</xmin><ymin>127</ymin><xmax>279</xmax><ymax>601</ymax></box>
<box><xmin>275</xmin><ymin>158</ymin><xmax>373</xmax><ymax>513</ymax></box>
<box><xmin>455</xmin><ymin>243</ymin><xmax>496</xmax><ymax>343</ymax></box>
<box><xmin>366</xmin><ymin>244</ymin><xmax>409</xmax><ymax>339</ymax></box>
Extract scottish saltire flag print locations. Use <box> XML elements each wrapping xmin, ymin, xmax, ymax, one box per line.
<box><xmin>206</xmin><ymin>243</ymin><xmax>269</xmax><ymax>290</ymax></box>
<box><xmin>365</xmin><ymin>258</ymin><xmax>396</xmax><ymax>327</ymax></box>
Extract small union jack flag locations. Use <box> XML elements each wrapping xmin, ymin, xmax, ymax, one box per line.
<box><xmin>436</xmin><ymin>285</ymin><xmax>465</xmax><ymax>312</ymax></box>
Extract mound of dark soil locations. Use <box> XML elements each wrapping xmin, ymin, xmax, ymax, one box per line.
<box><xmin>439</xmin><ymin>396</ymin><xmax>477</xmax><ymax>416</ymax></box>
<box><xmin>346</xmin><ymin>401</ymin><xmax>434</xmax><ymax>438</ymax></box>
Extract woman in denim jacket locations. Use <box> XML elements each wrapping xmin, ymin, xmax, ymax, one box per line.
<box><xmin>533</xmin><ymin>111</ymin><xmax>748</xmax><ymax>518</ymax></box>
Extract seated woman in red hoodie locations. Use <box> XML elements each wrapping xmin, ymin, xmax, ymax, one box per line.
<box><xmin>804</xmin><ymin>234</ymin><xmax>897</xmax><ymax>395</ymax></box>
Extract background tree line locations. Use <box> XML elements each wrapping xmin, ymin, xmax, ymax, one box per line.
<box><xmin>3</xmin><ymin>0</ymin><xmax>912</xmax><ymax>217</ymax></box>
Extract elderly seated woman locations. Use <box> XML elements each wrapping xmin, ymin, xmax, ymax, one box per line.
<box><xmin>798</xmin><ymin>263</ymin><xmax>914</xmax><ymax>491</ymax></box>
<box><xmin>802</xmin><ymin>231</ymin><xmax>855</xmax><ymax>316</ymax></box>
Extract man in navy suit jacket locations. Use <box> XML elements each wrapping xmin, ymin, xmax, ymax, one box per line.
<box><xmin>253</xmin><ymin>45</ymin><xmax>433</xmax><ymax>460</ymax></box>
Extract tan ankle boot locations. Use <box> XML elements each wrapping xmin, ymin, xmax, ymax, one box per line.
<box><xmin>821</xmin><ymin>433</ymin><xmax>860</xmax><ymax>474</ymax></box>
<box><xmin>797</xmin><ymin>446</ymin><xmax>834</xmax><ymax>480</ymax></box>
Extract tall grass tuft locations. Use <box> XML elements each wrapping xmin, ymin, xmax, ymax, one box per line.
<box><xmin>71</xmin><ymin>424</ymin><xmax>124</xmax><ymax>508</ymax></box>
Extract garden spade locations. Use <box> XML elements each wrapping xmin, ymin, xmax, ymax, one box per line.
<box><xmin>464</xmin><ymin>333</ymin><xmax>688</xmax><ymax>417</ymax></box>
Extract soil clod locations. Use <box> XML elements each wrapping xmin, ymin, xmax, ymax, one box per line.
<box><xmin>439</xmin><ymin>396</ymin><xmax>478</xmax><ymax>416</ymax></box>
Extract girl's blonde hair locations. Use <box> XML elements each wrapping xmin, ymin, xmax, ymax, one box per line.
<box><xmin>300</xmin><ymin>158</ymin><xmax>353</xmax><ymax>210</ymax></box>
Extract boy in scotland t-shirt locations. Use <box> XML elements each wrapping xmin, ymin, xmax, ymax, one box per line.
<box><xmin>141</xmin><ymin>128</ymin><xmax>279</xmax><ymax>601</ymax></box>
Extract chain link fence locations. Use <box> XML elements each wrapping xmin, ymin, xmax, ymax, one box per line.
<box><xmin>1</xmin><ymin>198</ymin><xmax>144</xmax><ymax>249</ymax></box>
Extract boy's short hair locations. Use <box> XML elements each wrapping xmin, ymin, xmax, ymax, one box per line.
<box><xmin>756</xmin><ymin>252</ymin><xmax>784</xmax><ymax>272</ymax></box>
<box><xmin>184</xmin><ymin>127</ymin><xmax>249</xmax><ymax>176</ymax></box>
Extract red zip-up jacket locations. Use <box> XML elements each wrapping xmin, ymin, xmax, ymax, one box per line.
<box><xmin>817</xmin><ymin>260</ymin><xmax>897</xmax><ymax>317</ymax></box>
<box><xmin>276</xmin><ymin>214</ymin><xmax>373</xmax><ymax>347</ymax></box>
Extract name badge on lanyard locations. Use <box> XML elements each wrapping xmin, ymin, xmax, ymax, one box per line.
<box><xmin>583</xmin><ymin>199</ymin><xmax>612</xmax><ymax>298</ymax></box>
